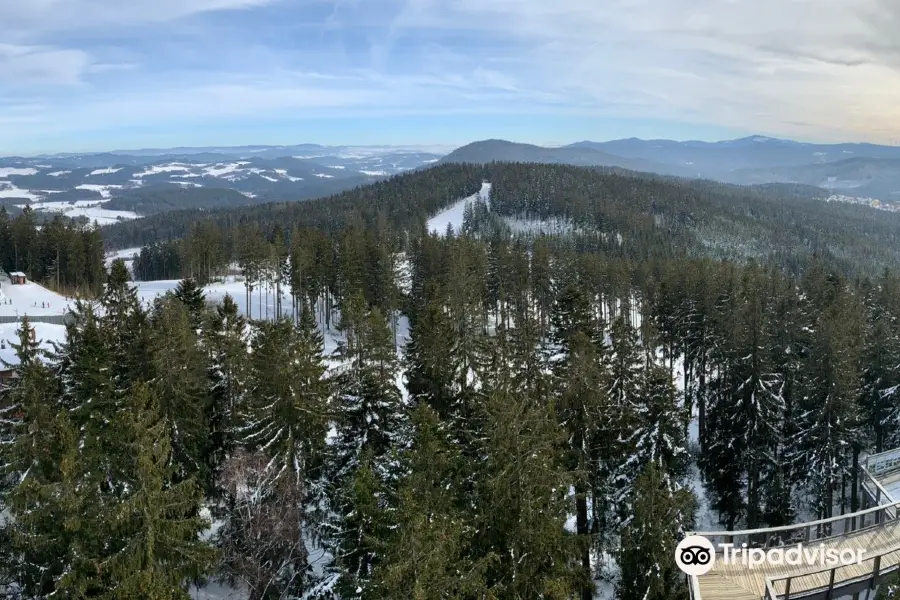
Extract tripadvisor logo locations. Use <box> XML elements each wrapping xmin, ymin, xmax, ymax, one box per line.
<box><xmin>676</xmin><ymin>535</ymin><xmax>716</xmax><ymax>576</ymax></box>
<box><xmin>675</xmin><ymin>535</ymin><xmax>867</xmax><ymax>576</ymax></box>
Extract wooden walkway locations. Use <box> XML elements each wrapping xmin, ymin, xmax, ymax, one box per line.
<box><xmin>694</xmin><ymin>517</ymin><xmax>900</xmax><ymax>599</ymax></box>
<box><xmin>691</xmin><ymin>458</ymin><xmax>900</xmax><ymax>600</ymax></box>
<box><xmin>688</xmin><ymin>450</ymin><xmax>900</xmax><ymax>599</ymax></box>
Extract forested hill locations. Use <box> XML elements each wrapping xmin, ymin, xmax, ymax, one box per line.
<box><xmin>102</xmin><ymin>163</ymin><xmax>486</xmax><ymax>249</ymax></box>
<box><xmin>106</xmin><ymin>161</ymin><xmax>900</xmax><ymax>279</ymax></box>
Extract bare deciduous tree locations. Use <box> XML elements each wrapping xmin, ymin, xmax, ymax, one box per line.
<box><xmin>216</xmin><ymin>449</ymin><xmax>312</xmax><ymax>600</ymax></box>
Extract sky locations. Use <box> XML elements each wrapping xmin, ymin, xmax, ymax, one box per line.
<box><xmin>3</xmin><ymin>0</ymin><xmax>900</xmax><ymax>154</ymax></box>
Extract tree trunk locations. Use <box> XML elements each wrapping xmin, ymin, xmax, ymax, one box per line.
<box><xmin>851</xmin><ymin>445</ymin><xmax>860</xmax><ymax>532</ymax></box>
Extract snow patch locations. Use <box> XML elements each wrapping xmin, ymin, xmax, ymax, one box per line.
<box><xmin>0</xmin><ymin>183</ymin><xmax>42</xmax><ymax>202</ymax></box>
<box><xmin>134</xmin><ymin>163</ymin><xmax>192</xmax><ymax>177</ymax></box>
<box><xmin>0</xmin><ymin>167</ymin><xmax>37</xmax><ymax>177</ymax></box>
<box><xmin>274</xmin><ymin>169</ymin><xmax>302</xmax><ymax>182</ymax></box>
<box><xmin>75</xmin><ymin>183</ymin><xmax>123</xmax><ymax>199</ymax></box>
<box><xmin>89</xmin><ymin>167</ymin><xmax>122</xmax><ymax>176</ymax></box>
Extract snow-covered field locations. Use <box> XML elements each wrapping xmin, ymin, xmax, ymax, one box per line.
<box><xmin>0</xmin><ymin>167</ymin><xmax>37</xmax><ymax>178</ymax></box>
<box><xmin>89</xmin><ymin>167</ymin><xmax>123</xmax><ymax>176</ymax></box>
<box><xmin>106</xmin><ymin>247</ymin><xmax>141</xmax><ymax>271</ymax></box>
<box><xmin>0</xmin><ymin>280</ymin><xmax>73</xmax><ymax>317</ymax></box>
<box><xmin>427</xmin><ymin>181</ymin><xmax>491</xmax><ymax>235</ymax></box>
<box><xmin>0</xmin><ymin>279</ymin><xmax>71</xmax><ymax>367</ymax></box>
<box><xmin>74</xmin><ymin>183</ymin><xmax>123</xmax><ymax>199</ymax></box>
<box><xmin>18</xmin><ymin>197</ymin><xmax>139</xmax><ymax>226</ymax></box>
<box><xmin>0</xmin><ymin>182</ymin><xmax>42</xmax><ymax>202</ymax></box>
<box><xmin>135</xmin><ymin>164</ymin><xmax>195</xmax><ymax>177</ymax></box>
<box><xmin>0</xmin><ymin>321</ymin><xmax>67</xmax><ymax>367</ymax></box>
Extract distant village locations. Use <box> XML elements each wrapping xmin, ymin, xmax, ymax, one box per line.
<box><xmin>825</xmin><ymin>193</ymin><xmax>900</xmax><ymax>213</ymax></box>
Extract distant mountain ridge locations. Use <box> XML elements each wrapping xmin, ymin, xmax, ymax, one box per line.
<box><xmin>7</xmin><ymin>135</ymin><xmax>900</xmax><ymax>225</ymax></box>
<box><xmin>0</xmin><ymin>145</ymin><xmax>446</xmax><ymax>223</ymax></box>
<box><xmin>441</xmin><ymin>136</ymin><xmax>900</xmax><ymax>201</ymax></box>
<box><xmin>440</xmin><ymin>139</ymin><xmax>694</xmax><ymax>177</ymax></box>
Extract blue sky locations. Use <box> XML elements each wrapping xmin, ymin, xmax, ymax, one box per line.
<box><xmin>3</xmin><ymin>0</ymin><xmax>900</xmax><ymax>154</ymax></box>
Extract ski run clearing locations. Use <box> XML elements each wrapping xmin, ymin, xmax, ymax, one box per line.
<box><xmin>427</xmin><ymin>181</ymin><xmax>491</xmax><ymax>235</ymax></box>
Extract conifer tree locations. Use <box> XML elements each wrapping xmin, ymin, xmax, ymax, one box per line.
<box><xmin>5</xmin><ymin>409</ymin><xmax>82</xmax><ymax>597</ymax></box>
<box><xmin>331</xmin><ymin>307</ymin><xmax>406</xmax><ymax>485</ymax></box>
<box><xmin>240</xmin><ymin>315</ymin><xmax>329</xmax><ymax>488</ymax></box>
<box><xmin>329</xmin><ymin>307</ymin><xmax>407</xmax><ymax>598</ymax></box>
<box><xmin>221</xmin><ymin>313</ymin><xmax>330</xmax><ymax>599</ymax></box>
<box><xmin>373</xmin><ymin>405</ymin><xmax>490</xmax><ymax>600</ymax></box>
<box><xmin>174</xmin><ymin>277</ymin><xmax>208</xmax><ymax>332</ymax></box>
<box><xmin>0</xmin><ymin>318</ymin><xmax>71</xmax><ymax>597</ymax></box>
<box><xmin>791</xmin><ymin>277</ymin><xmax>864</xmax><ymax>526</ymax></box>
<box><xmin>101</xmin><ymin>258</ymin><xmax>151</xmax><ymax>389</ymax></box>
<box><xmin>618</xmin><ymin>463</ymin><xmax>695</xmax><ymax>600</ymax></box>
<box><xmin>93</xmin><ymin>384</ymin><xmax>217</xmax><ymax>598</ymax></box>
<box><xmin>548</xmin><ymin>276</ymin><xmax>606</xmax><ymax>595</ymax></box>
<box><xmin>404</xmin><ymin>294</ymin><xmax>456</xmax><ymax>417</ymax></box>
<box><xmin>204</xmin><ymin>293</ymin><xmax>248</xmax><ymax>497</ymax></box>
<box><xmin>623</xmin><ymin>363</ymin><xmax>689</xmax><ymax>484</ymax></box>
<box><xmin>473</xmin><ymin>368</ymin><xmax>587</xmax><ymax>599</ymax></box>
<box><xmin>148</xmin><ymin>296</ymin><xmax>210</xmax><ymax>483</ymax></box>
<box><xmin>0</xmin><ymin>315</ymin><xmax>42</xmax><ymax>456</ymax></box>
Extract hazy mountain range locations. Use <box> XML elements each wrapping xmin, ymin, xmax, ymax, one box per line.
<box><xmin>3</xmin><ymin>136</ymin><xmax>900</xmax><ymax>226</ymax></box>
<box><xmin>0</xmin><ymin>145</ymin><xmax>444</xmax><ymax>223</ymax></box>
<box><xmin>441</xmin><ymin>137</ymin><xmax>900</xmax><ymax>200</ymax></box>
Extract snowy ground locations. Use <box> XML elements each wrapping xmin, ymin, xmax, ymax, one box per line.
<box><xmin>427</xmin><ymin>181</ymin><xmax>491</xmax><ymax>235</ymax></box>
<box><xmin>0</xmin><ymin>181</ymin><xmax>42</xmax><ymax>202</ymax></box>
<box><xmin>0</xmin><ymin>280</ymin><xmax>73</xmax><ymax>317</ymax></box>
<box><xmin>0</xmin><ymin>279</ymin><xmax>71</xmax><ymax>367</ymax></box>
<box><xmin>0</xmin><ymin>321</ymin><xmax>67</xmax><ymax>367</ymax></box>
<box><xmin>132</xmin><ymin>277</ymin><xmax>410</xmax><ymax>369</ymax></box>
<box><xmin>106</xmin><ymin>247</ymin><xmax>142</xmax><ymax>272</ymax></box>
<box><xmin>17</xmin><ymin>195</ymin><xmax>139</xmax><ymax>225</ymax></box>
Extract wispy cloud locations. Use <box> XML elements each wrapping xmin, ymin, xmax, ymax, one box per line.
<box><xmin>3</xmin><ymin>0</ymin><xmax>900</xmax><ymax>152</ymax></box>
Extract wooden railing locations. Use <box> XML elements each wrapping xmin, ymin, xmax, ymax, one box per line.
<box><xmin>691</xmin><ymin>498</ymin><xmax>900</xmax><ymax>551</ymax></box>
<box><xmin>692</xmin><ymin>454</ymin><xmax>900</xmax><ymax>599</ymax></box>
<box><xmin>763</xmin><ymin>540</ymin><xmax>900</xmax><ymax>600</ymax></box>
<box><xmin>861</xmin><ymin>464</ymin><xmax>898</xmax><ymax>522</ymax></box>
<box><xmin>688</xmin><ymin>574</ymin><xmax>701</xmax><ymax>600</ymax></box>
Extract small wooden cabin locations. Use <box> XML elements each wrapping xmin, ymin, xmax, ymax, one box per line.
<box><xmin>0</xmin><ymin>368</ymin><xmax>19</xmax><ymax>386</ymax></box>
<box><xmin>9</xmin><ymin>271</ymin><xmax>26</xmax><ymax>285</ymax></box>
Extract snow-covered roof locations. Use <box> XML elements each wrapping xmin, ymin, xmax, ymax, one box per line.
<box><xmin>8</xmin><ymin>272</ymin><xmax>25</xmax><ymax>278</ymax></box>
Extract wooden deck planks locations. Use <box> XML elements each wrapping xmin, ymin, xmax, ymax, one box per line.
<box><xmin>696</xmin><ymin>519</ymin><xmax>900</xmax><ymax>599</ymax></box>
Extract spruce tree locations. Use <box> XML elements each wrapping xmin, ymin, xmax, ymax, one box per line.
<box><xmin>0</xmin><ymin>318</ymin><xmax>73</xmax><ymax>597</ymax></box>
<box><xmin>240</xmin><ymin>315</ymin><xmax>329</xmax><ymax>487</ymax></box>
<box><xmin>174</xmin><ymin>277</ymin><xmax>208</xmax><ymax>332</ymax></box>
<box><xmin>791</xmin><ymin>277</ymin><xmax>864</xmax><ymax>526</ymax></box>
<box><xmin>93</xmin><ymin>384</ymin><xmax>217</xmax><ymax>599</ymax></box>
<box><xmin>225</xmin><ymin>315</ymin><xmax>330</xmax><ymax>597</ymax></box>
<box><xmin>101</xmin><ymin>258</ymin><xmax>151</xmax><ymax>390</ymax></box>
<box><xmin>148</xmin><ymin>296</ymin><xmax>210</xmax><ymax>483</ymax></box>
<box><xmin>473</xmin><ymin>370</ymin><xmax>588</xmax><ymax>599</ymax></box>
<box><xmin>204</xmin><ymin>293</ymin><xmax>248</xmax><ymax>498</ymax></box>
<box><xmin>404</xmin><ymin>294</ymin><xmax>456</xmax><ymax>417</ymax></box>
<box><xmin>373</xmin><ymin>405</ymin><xmax>490</xmax><ymax>600</ymax></box>
<box><xmin>623</xmin><ymin>363</ymin><xmax>689</xmax><ymax>484</ymax></box>
<box><xmin>329</xmin><ymin>307</ymin><xmax>407</xmax><ymax>598</ymax></box>
<box><xmin>618</xmin><ymin>463</ymin><xmax>695</xmax><ymax>600</ymax></box>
